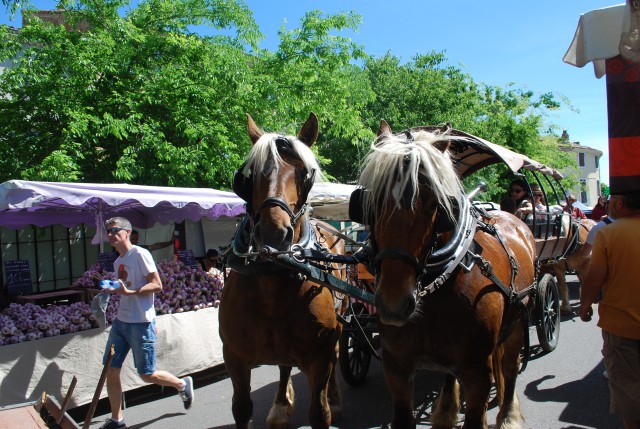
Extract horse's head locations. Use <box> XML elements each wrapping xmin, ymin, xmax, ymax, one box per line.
<box><xmin>233</xmin><ymin>113</ymin><xmax>320</xmax><ymax>252</ymax></box>
<box><xmin>355</xmin><ymin>121</ymin><xmax>463</xmax><ymax>326</ymax></box>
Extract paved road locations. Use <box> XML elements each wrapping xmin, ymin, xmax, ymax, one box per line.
<box><xmin>72</xmin><ymin>276</ymin><xmax>621</xmax><ymax>429</ymax></box>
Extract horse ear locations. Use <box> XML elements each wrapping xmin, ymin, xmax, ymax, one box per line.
<box><xmin>297</xmin><ymin>112</ymin><xmax>319</xmax><ymax>147</ymax></box>
<box><xmin>377</xmin><ymin>119</ymin><xmax>392</xmax><ymax>137</ymax></box>
<box><xmin>433</xmin><ymin>140</ymin><xmax>451</xmax><ymax>153</ymax></box>
<box><xmin>246</xmin><ymin>113</ymin><xmax>263</xmax><ymax>145</ymax></box>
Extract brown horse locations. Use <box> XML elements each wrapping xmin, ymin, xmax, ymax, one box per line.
<box><xmin>353</xmin><ymin>122</ymin><xmax>536</xmax><ymax>429</ymax></box>
<box><xmin>542</xmin><ymin>218</ymin><xmax>596</xmax><ymax>314</ymax></box>
<box><xmin>219</xmin><ymin>113</ymin><xmax>344</xmax><ymax>429</ymax></box>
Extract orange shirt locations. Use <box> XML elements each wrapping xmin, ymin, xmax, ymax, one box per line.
<box><xmin>589</xmin><ymin>218</ymin><xmax>640</xmax><ymax>339</ymax></box>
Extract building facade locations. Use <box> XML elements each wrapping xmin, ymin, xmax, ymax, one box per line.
<box><xmin>559</xmin><ymin>132</ymin><xmax>603</xmax><ymax>207</ymax></box>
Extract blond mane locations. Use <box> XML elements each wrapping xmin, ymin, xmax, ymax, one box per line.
<box><xmin>240</xmin><ymin>133</ymin><xmax>321</xmax><ymax>195</ymax></box>
<box><xmin>357</xmin><ymin>129</ymin><xmax>463</xmax><ymax>224</ymax></box>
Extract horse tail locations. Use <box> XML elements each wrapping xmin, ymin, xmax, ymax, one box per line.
<box><xmin>492</xmin><ymin>343</ymin><xmax>506</xmax><ymax>407</ymax></box>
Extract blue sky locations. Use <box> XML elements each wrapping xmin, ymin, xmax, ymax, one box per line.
<box><xmin>2</xmin><ymin>1</ymin><xmax>622</xmax><ymax>182</ymax></box>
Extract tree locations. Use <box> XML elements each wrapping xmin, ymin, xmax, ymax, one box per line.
<box><xmin>0</xmin><ymin>2</ymin><xmax>376</xmax><ymax>187</ymax></box>
<box><xmin>245</xmin><ymin>10</ymin><xmax>374</xmax><ymax>183</ymax></box>
<box><xmin>1</xmin><ymin>0</ymin><xmax>577</xmax><ymax>194</ymax></box>
<box><xmin>0</xmin><ymin>0</ymin><xmax>263</xmax><ymax>186</ymax></box>
<box><xmin>360</xmin><ymin>52</ymin><xmax>576</xmax><ymax>201</ymax></box>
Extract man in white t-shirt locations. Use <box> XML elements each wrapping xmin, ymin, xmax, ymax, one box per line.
<box><xmin>98</xmin><ymin>217</ymin><xmax>194</xmax><ymax>429</ymax></box>
<box><xmin>581</xmin><ymin>199</ymin><xmax>614</xmax><ymax>258</ymax></box>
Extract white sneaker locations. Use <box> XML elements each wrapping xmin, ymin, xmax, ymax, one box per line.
<box><xmin>179</xmin><ymin>376</ymin><xmax>194</xmax><ymax>410</ymax></box>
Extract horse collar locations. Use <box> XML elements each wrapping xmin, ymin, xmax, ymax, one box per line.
<box><xmin>418</xmin><ymin>199</ymin><xmax>479</xmax><ymax>296</ymax></box>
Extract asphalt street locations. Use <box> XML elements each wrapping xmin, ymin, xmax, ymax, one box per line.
<box><xmin>70</xmin><ymin>275</ymin><xmax>621</xmax><ymax>429</ymax></box>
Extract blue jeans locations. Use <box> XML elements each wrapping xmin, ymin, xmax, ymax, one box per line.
<box><xmin>103</xmin><ymin>318</ymin><xmax>156</xmax><ymax>375</ymax></box>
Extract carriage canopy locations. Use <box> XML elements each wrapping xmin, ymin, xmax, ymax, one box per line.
<box><xmin>408</xmin><ymin>127</ymin><xmax>564</xmax><ymax>180</ymax></box>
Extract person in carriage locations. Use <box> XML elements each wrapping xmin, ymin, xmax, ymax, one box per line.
<box><xmin>508</xmin><ymin>179</ymin><xmax>534</xmax><ymax>219</ymax></box>
<box><xmin>563</xmin><ymin>193</ymin><xmax>587</xmax><ymax>219</ymax></box>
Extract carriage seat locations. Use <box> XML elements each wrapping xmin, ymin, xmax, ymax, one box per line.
<box><xmin>524</xmin><ymin>212</ymin><xmax>573</xmax><ymax>261</ymax></box>
<box><xmin>524</xmin><ymin>213</ymin><xmax>560</xmax><ymax>239</ymax></box>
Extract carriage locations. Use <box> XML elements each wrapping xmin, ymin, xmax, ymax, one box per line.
<box><xmin>220</xmin><ymin>115</ymin><xmax>584</xmax><ymax>429</ymax></box>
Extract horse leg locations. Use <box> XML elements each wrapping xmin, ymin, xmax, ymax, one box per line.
<box><xmin>266</xmin><ymin>365</ymin><xmax>295</xmax><ymax>429</ymax></box>
<box><xmin>430</xmin><ymin>373</ymin><xmax>460</xmax><ymax>429</ymax></box>
<box><xmin>553</xmin><ymin>263</ymin><xmax>572</xmax><ymax>314</ymax></box>
<box><xmin>459</xmin><ymin>361</ymin><xmax>492</xmax><ymax>429</ymax></box>
<box><xmin>382</xmin><ymin>351</ymin><xmax>415</xmax><ymax>429</ymax></box>
<box><xmin>494</xmin><ymin>323</ymin><xmax>525</xmax><ymax>429</ymax></box>
<box><xmin>306</xmin><ymin>359</ymin><xmax>333</xmax><ymax>429</ymax></box>
<box><xmin>224</xmin><ymin>346</ymin><xmax>253</xmax><ymax>429</ymax></box>
<box><xmin>327</xmin><ymin>347</ymin><xmax>342</xmax><ymax>423</ymax></box>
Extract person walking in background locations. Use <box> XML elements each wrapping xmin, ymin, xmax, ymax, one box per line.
<box><xmin>99</xmin><ymin>217</ymin><xmax>194</xmax><ymax>429</ymax></box>
<box><xmin>579</xmin><ymin>193</ymin><xmax>640</xmax><ymax>429</ymax></box>
<box><xmin>580</xmin><ymin>197</ymin><xmax>614</xmax><ymax>259</ymax></box>
<box><xmin>130</xmin><ymin>229</ymin><xmax>174</xmax><ymax>252</ymax></box>
<box><xmin>591</xmin><ymin>195</ymin><xmax>608</xmax><ymax>221</ymax></box>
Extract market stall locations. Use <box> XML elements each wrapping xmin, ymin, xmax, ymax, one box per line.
<box><xmin>0</xmin><ymin>179</ymin><xmax>355</xmax><ymax>408</ymax></box>
<box><xmin>0</xmin><ymin>181</ymin><xmax>244</xmax><ymax>407</ymax></box>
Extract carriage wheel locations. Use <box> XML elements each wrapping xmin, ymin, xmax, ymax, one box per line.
<box><xmin>339</xmin><ymin>303</ymin><xmax>373</xmax><ymax>386</ymax></box>
<box><xmin>535</xmin><ymin>273</ymin><xmax>561</xmax><ymax>352</ymax></box>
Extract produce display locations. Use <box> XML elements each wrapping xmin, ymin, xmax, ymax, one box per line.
<box><xmin>0</xmin><ymin>260</ymin><xmax>224</xmax><ymax>346</ymax></box>
<box><xmin>0</xmin><ymin>302</ymin><xmax>95</xmax><ymax>346</ymax></box>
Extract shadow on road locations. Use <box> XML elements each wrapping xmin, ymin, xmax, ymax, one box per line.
<box><xmin>524</xmin><ymin>360</ymin><xmax>613</xmax><ymax>429</ymax></box>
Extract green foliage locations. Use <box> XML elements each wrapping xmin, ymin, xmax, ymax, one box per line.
<box><xmin>0</xmin><ymin>0</ymin><xmax>262</xmax><ymax>187</ymax></box>
<box><xmin>1</xmin><ymin>0</ymin><xmax>578</xmax><ymax>194</ymax></box>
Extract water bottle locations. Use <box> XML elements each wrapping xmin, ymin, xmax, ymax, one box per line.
<box><xmin>99</xmin><ymin>280</ymin><xmax>120</xmax><ymax>289</ymax></box>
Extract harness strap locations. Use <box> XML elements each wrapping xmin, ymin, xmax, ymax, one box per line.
<box><xmin>560</xmin><ymin>218</ymin><xmax>581</xmax><ymax>259</ymax></box>
<box><xmin>477</xmin><ymin>219</ymin><xmax>519</xmax><ymax>291</ymax></box>
<box><xmin>418</xmin><ymin>208</ymin><xmax>478</xmax><ymax>296</ymax></box>
<box><xmin>255</xmin><ymin>197</ymin><xmax>308</xmax><ymax>225</ymax></box>
<box><xmin>374</xmin><ymin>248</ymin><xmax>422</xmax><ymax>273</ymax></box>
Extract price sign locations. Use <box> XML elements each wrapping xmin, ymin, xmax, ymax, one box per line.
<box><xmin>99</xmin><ymin>252</ymin><xmax>118</xmax><ymax>273</ymax></box>
<box><xmin>4</xmin><ymin>260</ymin><xmax>32</xmax><ymax>295</ymax></box>
<box><xmin>177</xmin><ymin>249</ymin><xmax>198</xmax><ymax>269</ymax></box>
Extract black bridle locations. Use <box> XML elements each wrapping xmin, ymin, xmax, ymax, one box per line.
<box><xmin>253</xmin><ymin>196</ymin><xmax>309</xmax><ymax>226</ymax></box>
<box><xmin>371</xmin><ymin>194</ymin><xmax>477</xmax><ymax>296</ymax></box>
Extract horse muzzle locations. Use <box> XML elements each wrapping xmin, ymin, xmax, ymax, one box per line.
<box><xmin>252</xmin><ymin>219</ymin><xmax>294</xmax><ymax>252</ymax></box>
<box><xmin>375</xmin><ymin>286</ymin><xmax>417</xmax><ymax>327</ymax></box>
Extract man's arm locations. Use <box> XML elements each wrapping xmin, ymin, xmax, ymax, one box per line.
<box><xmin>579</xmin><ymin>264</ymin><xmax>608</xmax><ymax>322</ymax></box>
<box><xmin>115</xmin><ymin>271</ymin><xmax>163</xmax><ymax>296</ymax></box>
